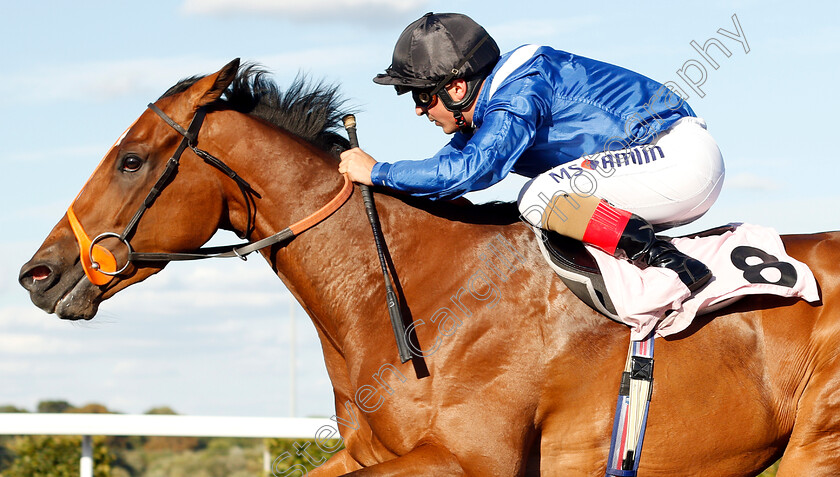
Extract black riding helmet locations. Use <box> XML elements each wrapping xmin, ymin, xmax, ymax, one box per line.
<box><xmin>374</xmin><ymin>12</ymin><xmax>500</xmax><ymax>126</ymax></box>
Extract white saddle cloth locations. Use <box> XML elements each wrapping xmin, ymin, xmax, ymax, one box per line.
<box><xmin>587</xmin><ymin>223</ymin><xmax>820</xmax><ymax>340</ymax></box>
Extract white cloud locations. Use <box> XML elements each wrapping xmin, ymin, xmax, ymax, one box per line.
<box><xmin>1</xmin><ymin>256</ymin><xmax>334</xmax><ymax>416</ymax></box>
<box><xmin>3</xmin><ymin>57</ymin><xmax>217</xmax><ymax>105</ymax></box>
<box><xmin>0</xmin><ymin>305</ymin><xmax>67</xmax><ymax>331</ymax></box>
<box><xmin>3</xmin><ymin>46</ymin><xmax>373</xmax><ymax>107</ymax></box>
<box><xmin>181</xmin><ymin>0</ymin><xmax>429</xmax><ymax>26</ymax></box>
<box><xmin>109</xmin><ymin>358</ymin><xmax>185</xmax><ymax>377</ymax></box>
<box><xmin>0</xmin><ymin>332</ymin><xmax>88</xmax><ymax>355</ymax></box>
<box><xmin>766</xmin><ymin>25</ymin><xmax>840</xmax><ymax>57</ymax></box>
<box><xmin>3</xmin><ymin>145</ymin><xmax>105</xmax><ymax>164</ymax></box>
<box><xmin>725</xmin><ymin>172</ymin><xmax>782</xmax><ymax>191</ymax></box>
<box><xmin>488</xmin><ymin>15</ymin><xmax>603</xmax><ymax>48</ymax></box>
<box><xmin>97</xmin><ymin>260</ymin><xmax>290</xmax><ymax>318</ymax></box>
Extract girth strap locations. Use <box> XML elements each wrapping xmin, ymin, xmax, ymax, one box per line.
<box><xmin>606</xmin><ymin>334</ymin><xmax>654</xmax><ymax>477</ymax></box>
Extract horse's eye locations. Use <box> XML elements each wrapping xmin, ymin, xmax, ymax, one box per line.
<box><xmin>121</xmin><ymin>155</ymin><xmax>143</xmax><ymax>172</ymax></box>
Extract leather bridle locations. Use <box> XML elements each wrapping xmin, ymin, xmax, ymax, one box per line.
<box><xmin>67</xmin><ymin>103</ymin><xmax>353</xmax><ymax>286</ymax></box>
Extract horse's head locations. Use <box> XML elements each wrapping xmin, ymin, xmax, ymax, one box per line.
<box><xmin>19</xmin><ymin>59</ymin><xmax>243</xmax><ymax>320</ymax></box>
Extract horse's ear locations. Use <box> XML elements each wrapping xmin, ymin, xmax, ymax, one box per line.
<box><xmin>188</xmin><ymin>58</ymin><xmax>241</xmax><ymax>109</ymax></box>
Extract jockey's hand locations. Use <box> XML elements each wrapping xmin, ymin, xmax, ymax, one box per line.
<box><xmin>339</xmin><ymin>148</ymin><xmax>376</xmax><ymax>186</ymax></box>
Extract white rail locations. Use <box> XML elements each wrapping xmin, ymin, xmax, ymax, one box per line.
<box><xmin>0</xmin><ymin>413</ymin><xmax>335</xmax><ymax>476</ymax></box>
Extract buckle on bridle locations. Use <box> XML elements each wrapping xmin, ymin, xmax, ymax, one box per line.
<box><xmin>89</xmin><ymin>232</ymin><xmax>133</xmax><ymax>276</ymax></box>
<box><xmin>232</xmin><ymin>247</ymin><xmax>248</xmax><ymax>261</ymax></box>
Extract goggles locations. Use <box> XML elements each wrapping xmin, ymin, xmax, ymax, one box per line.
<box><xmin>411</xmin><ymin>89</ymin><xmax>439</xmax><ymax>110</ymax></box>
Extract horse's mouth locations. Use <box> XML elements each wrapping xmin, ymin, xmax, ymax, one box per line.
<box><xmin>53</xmin><ymin>274</ymin><xmax>102</xmax><ymax>320</ymax></box>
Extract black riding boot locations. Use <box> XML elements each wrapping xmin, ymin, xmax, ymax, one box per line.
<box><xmin>616</xmin><ymin>215</ymin><xmax>712</xmax><ymax>292</ymax></box>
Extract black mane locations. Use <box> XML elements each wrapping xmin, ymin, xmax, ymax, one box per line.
<box><xmin>160</xmin><ymin>63</ymin><xmax>350</xmax><ymax>154</ymax></box>
<box><xmin>160</xmin><ymin>64</ymin><xmax>520</xmax><ymax>223</ymax></box>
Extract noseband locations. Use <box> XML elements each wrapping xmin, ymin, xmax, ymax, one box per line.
<box><xmin>67</xmin><ymin>103</ymin><xmax>353</xmax><ymax>286</ymax></box>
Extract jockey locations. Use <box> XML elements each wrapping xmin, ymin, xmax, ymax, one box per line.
<box><xmin>339</xmin><ymin>12</ymin><xmax>724</xmax><ymax>293</ymax></box>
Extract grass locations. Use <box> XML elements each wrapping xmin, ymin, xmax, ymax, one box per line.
<box><xmin>757</xmin><ymin>460</ymin><xmax>780</xmax><ymax>476</ymax></box>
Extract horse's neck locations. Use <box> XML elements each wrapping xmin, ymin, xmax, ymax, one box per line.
<box><xmin>216</xmin><ymin>125</ymin><xmax>358</xmax><ymax>347</ymax></box>
<box><xmin>211</xmin><ymin>114</ymin><xmax>550</xmax><ymax>363</ymax></box>
<box><xmin>207</xmin><ymin>116</ymin><xmax>400</xmax><ymax>352</ymax></box>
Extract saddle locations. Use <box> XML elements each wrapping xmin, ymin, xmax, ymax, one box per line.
<box><xmin>537</xmin><ymin>225</ymin><xmax>739</xmax><ymax>322</ymax></box>
<box><xmin>541</xmin><ymin>223</ymin><xmax>820</xmax><ymax>477</ymax></box>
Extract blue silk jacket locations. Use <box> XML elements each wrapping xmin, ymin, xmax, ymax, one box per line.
<box><xmin>370</xmin><ymin>45</ymin><xmax>695</xmax><ymax>200</ymax></box>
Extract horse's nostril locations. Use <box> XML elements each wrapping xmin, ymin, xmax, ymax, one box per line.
<box><xmin>30</xmin><ymin>265</ymin><xmax>51</xmax><ymax>281</ymax></box>
<box><xmin>19</xmin><ymin>263</ymin><xmax>57</xmax><ymax>293</ymax></box>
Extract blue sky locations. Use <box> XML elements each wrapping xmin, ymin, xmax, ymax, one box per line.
<box><xmin>1</xmin><ymin>1</ymin><xmax>838</xmax><ymax>418</ymax></box>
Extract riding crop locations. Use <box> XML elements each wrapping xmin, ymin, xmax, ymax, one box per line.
<box><xmin>343</xmin><ymin>115</ymin><xmax>412</xmax><ymax>363</ymax></box>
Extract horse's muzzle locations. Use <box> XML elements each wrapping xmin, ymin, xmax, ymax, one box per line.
<box><xmin>19</xmin><ymin>253</ymin><xmax>99</xmax><ymax>320</ymax></box>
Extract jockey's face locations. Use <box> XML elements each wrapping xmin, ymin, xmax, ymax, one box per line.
<box><xmin>415</xmin><ymin>80</ymin><xmax>467</xmax><ymax>135</ymax></box>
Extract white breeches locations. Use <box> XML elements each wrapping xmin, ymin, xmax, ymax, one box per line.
<box><xmin>517</xmin><ymin>117</ymin><xmax>725</xmax><ymax>230</ymax></box>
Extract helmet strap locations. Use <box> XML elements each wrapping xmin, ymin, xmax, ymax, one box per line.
<box><xmin>416</xmin><ymin>33</ymin><xmax>494</xmax><ymax>130</ymax></box>
<box><xmin>438</xmin><ymin>75</ymin><xmax>484</xmax><ymax>128</ymax></box>
<box><xmin>453</xmin><ymin>110</ymin><xmax>467</xmax><ymax>128</ymax></box>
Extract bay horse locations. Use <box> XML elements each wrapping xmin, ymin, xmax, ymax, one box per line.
<box><xmin>18</xmin><ymin>59</ymin><xmax>840</xmax><ymax>476</ymax></box>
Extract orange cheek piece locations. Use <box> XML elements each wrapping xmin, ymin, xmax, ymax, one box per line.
<box><xmin>67</xmin><ymin>207</ymin><xmax>117</xmax><ymax>286</ymax></box>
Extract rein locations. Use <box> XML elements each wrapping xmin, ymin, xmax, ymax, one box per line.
<box><xmin>67</xmin><ymin>103</ymin><xmax>353</xmax><ymax>286</ymax></box>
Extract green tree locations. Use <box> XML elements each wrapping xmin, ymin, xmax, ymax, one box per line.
<box><xmin>36</xmin><ymin>400</ymin><xmax>74</xmax><ymax>414</ymax></box>
<box><xmin>136</xmin><ymin>406</ymin><xmax>201</xmax><ymax>453</ymax></box>
<box><xmin>0</xmin><ymin>442</ymin><xmax>14</xmax><ymax>474</ymax></box>
<box><xmin>266</xmin><ymin>437</ymin><xmax>343</xmax><ymax>476</ymax></box>
<box><xmin>758</xmin><ymin>461</ymin><xmax>779</xmax><ymax>477</ymax></box>
<box><xmin>5</xmin><ymin>435</ymin><xmax>113</xmax><ymax>477</ymax></box>
<box><xmin>69</xmin><ymin>403</ymin><xmax>111</xmax><ymax>414</ymax></box>
<box><xmin>0</xmin><ymin>404</ymin><xmax>28</xmax><ymax>472</ymax></box>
